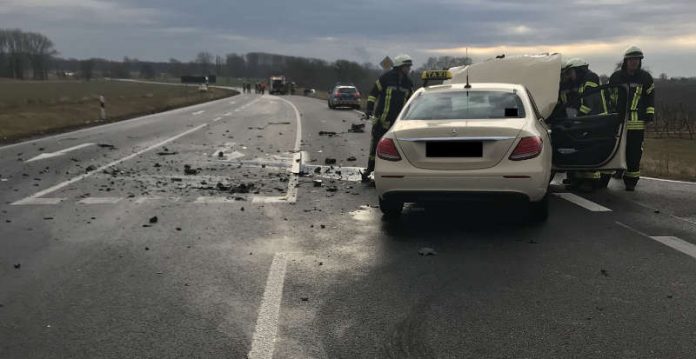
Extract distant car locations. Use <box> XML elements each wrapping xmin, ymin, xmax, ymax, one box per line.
<box><xmin>374</xmin><ymin>55</ymin><xmax>630</xmax><ymax>221</ymax></box>
<box><xmin>304</xmin><ymin>88</ymin><xmax>316</xmax><ymax>96</ymax></box>
<box><xmin>328</xmin><ymin>85</ymin><xmax>361</xmax><ymax>109</ymax></box>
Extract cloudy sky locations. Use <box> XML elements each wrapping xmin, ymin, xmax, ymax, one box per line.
<box><xmin>1</xmin><ymin>0</ymin><xmax>695</xmax><ymax>76</ymax></box>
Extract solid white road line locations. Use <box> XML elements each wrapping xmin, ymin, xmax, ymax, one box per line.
<box><xmin>25</xmin><ymin>143</ymin><xmax>94</xmax><ymax>163</ymax></box>
<box><xmin>554</xmin><ymin>193</ymin><xmax>612</xmax><ymax>212</ymax></box>
<box><xmin>273</xmin><ymin>96</ymin><xmax>303</xmax><ymax>203</ymax></box>
<box><xmin>212</xmin><ymin>117</ymin><xmax>222</xmax><ymax>122</ymax></box>
<box><xmin>643</xmin><ymin>177</ymin><xmax>696</xmax><ymax>185</ymax></box>
<box><xmin>615</xmin><ymin>221</ymin><xmax>696</xmax><ymax>261</ymax></box>
<box><xmin>11</xmin><ymin>124</ymin><xmax>208</xmax><ymax>205</ymax></box>
<box><xmin>248</xmin><ymin>253</ymin><xmax>288</xmax><ymax>359</ymax></box>
<box><xmin>193</xmin><ymin>196</ymin><xmax>244</xmax><ymax>204</ymax></box>
<box><xmin>192</xmin><ymin>110</ymin><xmax>205</xmax><ymax>116</ymax></box>
<box><xmin>11</xmin><ymin>197</ymin><xmax>65</xmax><ymax>205</ymax></box>
<box><xmin>78</xmin><ymin>197</ymin><xmax>123</xmax><ymax>205</ymax></box>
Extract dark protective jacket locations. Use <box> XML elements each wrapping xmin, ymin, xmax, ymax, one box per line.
<box><xmin>575</xmin><ymin>69</ymin><xmax>607</xmax><ymax>116</ymax></box>
<box><xmin>609</xmin><ymin>69</ymin><xmax>655</xmax><ymax>130</ymax></box>
<box><xmin>366</xmin><ymin>68</ymin><xmax>414</xmax><ymax>129</ymax></box>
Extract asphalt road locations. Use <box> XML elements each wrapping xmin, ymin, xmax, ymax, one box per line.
<box><xmin>2</xmin><ymin>93</ymin><xmax>696</xmax><ymax>358</ymax></box>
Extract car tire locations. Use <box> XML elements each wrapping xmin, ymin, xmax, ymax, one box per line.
<box><xmin>379</xmin><ymin>197</ymin><xmax>403</xmax><ymax>218</ymax></box>
<box><xmin>528</xmin><ymin>194</ymin><xmax>549</xmax><ymax>223</ymax></box>
<box><xmin>328</xmin><ymin>102</ymin><xmax>334</xmax><ymax>109</ymax></box>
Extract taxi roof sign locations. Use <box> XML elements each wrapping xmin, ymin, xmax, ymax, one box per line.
<box><xmin>421</xmin><ymin>70</ymin><xmax>453</xmax><ymax>81</ymax></box>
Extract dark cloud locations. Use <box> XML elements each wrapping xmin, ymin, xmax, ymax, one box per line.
<box><xmin>1</xmin><ymin>0</ymin><xmax>695</xmax><ymax>75</ymax></box>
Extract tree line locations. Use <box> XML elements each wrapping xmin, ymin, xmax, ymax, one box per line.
<box><xmin>0</xmin><ymin>29</ymin><xmax>57</xmax><ymax>80</ymax></box>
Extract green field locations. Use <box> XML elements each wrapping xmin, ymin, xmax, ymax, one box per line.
<box><xmin>642</xmin><ymin>137</ymin><xmax>696</xmax><ymax>181</ymax></box>
<box><xmin>0</xmin><ymin>80</ymin><xmax>236</xmax><ymax>143</ymax></box>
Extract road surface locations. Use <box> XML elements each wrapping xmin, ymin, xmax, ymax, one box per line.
<box><xmin>2</xmin><ymin>93</ymin><xmax>696</xmax><ymax>358</ymax></box>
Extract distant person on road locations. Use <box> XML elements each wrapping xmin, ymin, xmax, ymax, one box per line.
<box><xmin>361</xmin><ymin>54</ymin><xmax>414</xmax><ymax>182</ymax></box>
<box><xmin>609</xmin><ymin>46</ymin><xmax>655</xmax><ymax>191</ymax></box>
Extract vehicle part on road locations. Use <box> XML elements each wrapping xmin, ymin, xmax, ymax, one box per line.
<box><xmin>418</xmin><ymin>247</ymin><xmax>437</xmax><ymax>256</ymax></box>
<box><xmin>325</xmin><ymin>158</ymin><xmax>337</xmax><ymax>165</ymax></box>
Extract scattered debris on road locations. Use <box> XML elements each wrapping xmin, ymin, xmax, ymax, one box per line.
<box><xmin>600</xmin><ymin>269</ymin><xmax>609</xmax><ymax>277</ymax></box>
<box><xmin>418</xmin><ymin>247</ymin><xmax>437</xmax><ymax>256</ymax></box>
<box><xmin>347</xmin><ymin>156</ymin><xmax>357</xmax><ymax>161</ymax></box>
<box><xmin>85</xmin><ymin>165</ymin><xmax>97</xmax><ymax>172</ymax></box>
<box><xmin>301</xmin><ymin>297</ymin><xmax>309</xmax><ymax>302</ymax></box>
<box><xmin>348</xmin><ymin>123</ymin><xmax>366</xmax><ymax>133</ymax></box>
<box><xmin>319</xmin><ymin>131</ymin><xmax>338</xmax><ymax>137</ymax></box>
<box><xmin>13</xmin><ymin>263</ymin><xmax>21</xmax><ymax>269</ymax></box>
<box><xmin>325</xmin><ymin>158</ymin><xmax>337</xmax><ymax>165</ymax></box>
<box><xmin>183</xmin><ymin>164</ymin><xmax>200</xmax><ymax>175</ymax></box>
<box><xmin>149</xmin><ymin>216</ymin><xmax>158</xmax><ymax>224</ymax></box>
<box><xmin>97</xmin><ymin>144</ymin><xmax>116</xmax><ymax>150</ymax></box>
<box><xmin>313</xmin><ymin>180</ymin><xmax>323</xmax><ymax>187</ymax></box>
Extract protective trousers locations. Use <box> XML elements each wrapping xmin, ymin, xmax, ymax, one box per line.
<box><xmin>366</xmin><ymin>123</ymin><xmax>388</xmax><ymax>174</ymax></box>
<box><xmin>624</xmin><ymin>130</ymin><xmax>644</xmax><ymax>187</ymax></box>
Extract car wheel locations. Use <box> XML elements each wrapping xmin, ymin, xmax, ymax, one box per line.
<box><xmin>379</xmin><ymin>197</ymin><xmax>403</xmax><ymax>218</ymax></box>
<box><xmin>328</xmin><ymin>102</ymin><xmax>333</xmax><ymax>109</ymax></box>
<box><xmin>528</xmin><ymin>194</ymin><xmax>549</xmax><ymax>222</ymax></box>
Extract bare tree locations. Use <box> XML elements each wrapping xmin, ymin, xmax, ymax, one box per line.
<box><xmin>195</xmin><ymin>51</ymin><xmax>213</xmax><ymax>74</ymax></box>
<box><xmin>80</xmin><ymin>59</ymin><xmax>95</xmax><ymax>81</ymax></box>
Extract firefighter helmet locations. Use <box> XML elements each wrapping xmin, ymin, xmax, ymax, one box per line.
<box><xmin>564</xmin><ymin>57</ymin><xmax>589</xmax><ymax>70</ymax></box>
<box><xmin>393</xmin><ymin>54</ymin><xmax>413</xmax><ymax>68</ymax></box>
<box><xmin>624</xmin><ymin>46</ymin><xmax>644</xmax><ymax>59</ymax></box>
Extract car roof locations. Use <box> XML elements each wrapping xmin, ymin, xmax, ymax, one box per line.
<box><xmin>421</xmin><ymin>83</ymin><xmax>525</xmax><ymax>93</ymax></box>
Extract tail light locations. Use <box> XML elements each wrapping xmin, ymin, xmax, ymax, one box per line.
<box><xmin>354</xmin><ymin>91</ymin><xmax>361</xmax><ymax>98</ymax></box>
<box><xmin>509</xmin><ymin>136</ymin><xmax>543</xmax><ymax>161</ymax></box>
<box><xmin>377</xmin><ymin>138</ymin><xmax>401</xmax><ymax>161</ymax></box>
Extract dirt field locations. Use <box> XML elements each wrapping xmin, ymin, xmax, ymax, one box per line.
<box><xmin>0</xmin><ymin>80</ymin><xmax>236</xmax><ymax>143</ymax></box>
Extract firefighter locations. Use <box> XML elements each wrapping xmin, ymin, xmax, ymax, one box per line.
<box><xmin>563</xmin><ymin>58</ymin><xmax>607</xmax><ymax>192</ymax></box>
<box><xmin>609</xmin><ymin>46</ymin><xmax>655</xmax><ymax>191</ymax></box>
<box><xmin>361</xmin><ymin>54</ymin><xmax>415</xmax><ymax>182</ymax></box>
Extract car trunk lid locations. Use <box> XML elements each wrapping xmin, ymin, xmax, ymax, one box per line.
<box><xmin>393</xmin><ymin>119</ymin><xmax>524</xmax><ymax>170</ymax></box>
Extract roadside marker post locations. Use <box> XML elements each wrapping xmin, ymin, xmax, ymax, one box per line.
<box><xmin>99</xmin><ymin>95</ymin><xmax>106</xmax><ymax>121</ymax></box>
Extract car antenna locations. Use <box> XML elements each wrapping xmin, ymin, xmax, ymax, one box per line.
<box><xmin>464</xmin><ymin>73</ymin><xmax>471</xmax><ymax>89</ymax></box>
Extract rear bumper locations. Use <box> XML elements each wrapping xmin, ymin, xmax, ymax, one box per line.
<box><xmin>376</xmin><ymin>175</ymin><xmax>548</xmax><ymax>202</ymax></box>
<box><xmin>330</xmin><ymin>99</ymin><xmax>360</xmax><ymax>106</ymax></box>
<box><xmin>382</xmin><ymin>190</ymin><xmax>531</xmax><ymax>203</ymax></box>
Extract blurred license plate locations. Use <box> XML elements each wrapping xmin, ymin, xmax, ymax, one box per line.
<box><xmin>426</xmin><ymin>141</ymin><xmax>482</xmax><ymax>157</ymax></box>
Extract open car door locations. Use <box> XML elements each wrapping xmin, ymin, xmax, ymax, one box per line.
<box><xmin>550</xmin><ymin>84</ymin><xmax>629</xmax><ymax>170</ymax></box>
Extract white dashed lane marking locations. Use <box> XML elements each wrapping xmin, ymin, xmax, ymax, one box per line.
<box><xmin>192</xmin><ymin>110</ymin><xmax>205</xmax><ymax>116</ymax></box>
<box><xmin>554</xmin><ymin>192</ymin><xmax>612</xmax><ymax>212</ymax></box>
<box><xmin>77</xmin><ymin>197</ymin><xmax>123</xmax><ymax>205</ymax></box>
<box><xmin>616</xmin><ymin>221</ymin><xmax>696</xmax><ymax>261</ymax></box>
<box><xmin>25</xmin><ymin>143</ymin><xmax>94</xmax><ymax>163</ymax></box>
<box><xmin>248</xmin><ymin>252</ymin><xmax>288</xmax><ymax>359</ymax></box>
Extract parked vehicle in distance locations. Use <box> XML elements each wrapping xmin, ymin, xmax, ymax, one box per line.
<box><xmin>328</xmin><ymin>85</ymin><xmax>361</xmax><ymax>110</ymax></box>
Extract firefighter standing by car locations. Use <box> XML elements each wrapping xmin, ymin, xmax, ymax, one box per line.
<box><xmin>608</xmin><ymin>46</ymin><xmax>655</xmax><ymax>191</ymax></box>
<box><xmin>562</xmin><ymin>58</ymin><xmax>607</xmax><ymax>192</ymax></box>
<box><xmin>361</xmin><ymin>54</ymin><xmax>415</xmax><ymax>182</ymax></box>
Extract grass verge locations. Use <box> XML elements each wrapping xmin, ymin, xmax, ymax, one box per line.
<box><xmin>0</xmin><ymin>79</ymin><xmax>237</xmax><ymax>144</ymax></box>
<box><xmin>642</xmin><ymin>137</ymin><xmax>696</xmax><ymax>182</ymax></box>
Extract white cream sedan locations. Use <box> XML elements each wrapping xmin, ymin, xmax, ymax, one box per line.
<box><xmin>374</xmin><ymin>55</ymin><xmax>629</xmax><ymax>221</ymax></box>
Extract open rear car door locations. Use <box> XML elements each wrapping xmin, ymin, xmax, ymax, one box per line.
<box><xmin>549</xmin><ymin>84</ymin><xmax>628</xmax><ymax>170</ymax></box>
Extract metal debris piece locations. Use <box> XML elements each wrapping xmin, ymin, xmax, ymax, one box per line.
<box><xmin>313</xmin><ymin>180</ymin><xmax>323</xmax><ymax>187</ymax></box>
<box><xmin>418</xmin><ymin>247</ymin><xmax>437</xmax><ymax>256</ymax></box>
<box><xmin>149</xmin><ymin>216</ymin><xmax>158</xmax><ymax>224</ymax></box>
<box><xmin>325</xmin><ymin>158</ymin><xmax>337</xmax><ymax>165</ymax></box>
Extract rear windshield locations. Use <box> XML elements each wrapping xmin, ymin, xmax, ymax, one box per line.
<box><xmin>337</xmin><ymin>87</ymin><xmax>357</xmax><ymax>93</ymax></box>
<box><xmin>402</xmin><ymin>91</ymin><xmax>526</xmax><ymax>120</ymax></box>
